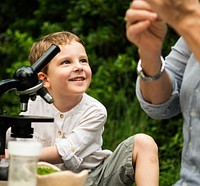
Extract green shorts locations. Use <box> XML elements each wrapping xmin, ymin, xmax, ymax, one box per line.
<box><xmin>86</xmin><ymin>136</ymin><xmax>135</xmax><ymax>186</ymax></box>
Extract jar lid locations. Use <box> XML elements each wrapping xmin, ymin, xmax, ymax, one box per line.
<box><xmin>8</xmin><ymin>140</ymin><xmax>42</xmax><ymax>157</ymax></box>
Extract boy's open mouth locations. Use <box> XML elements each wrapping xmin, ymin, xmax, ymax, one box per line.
<box><xmin>69</xmin><ymin>77</ymin><xmax>85</xmax><ymax>81</ymax></box>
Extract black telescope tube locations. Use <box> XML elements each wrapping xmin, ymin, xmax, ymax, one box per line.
<box><xmin>31</xmin><ymin>44</ymin><xmax>60</xmax><ymax>73</ymax></box>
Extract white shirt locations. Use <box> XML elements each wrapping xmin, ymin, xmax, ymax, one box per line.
<box><xmin>20</xmin><ymin>93</ymin><xmax>112</xmax><ymax>172</ymax></box>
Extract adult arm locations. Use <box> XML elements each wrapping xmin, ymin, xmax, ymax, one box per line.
<box><xmin>125</xmin><ymin>0</ymin><xmax>173</xmax><ymax>104</ymax></box>
<box><xmin>136</xmin><ymin>38</ymin><xmax>191</xmax><ymax>119</ymax></box>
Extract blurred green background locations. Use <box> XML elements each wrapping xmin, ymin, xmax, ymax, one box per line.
<box><xmin>0</xmin><ymin>0</ymin><xmax>182</xmax><ymax>185</ymax></box>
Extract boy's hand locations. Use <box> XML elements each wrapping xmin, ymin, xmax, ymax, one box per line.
<box><xmin>0</xmin><ymin>149</ymin><xmax>9</xmax><ymax>159</ymax></box>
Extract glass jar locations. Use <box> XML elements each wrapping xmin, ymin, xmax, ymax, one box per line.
<box><xmin>8</xmin><ymin>140</ymin><xmax>42</xmax><ymax>186</ymax></box>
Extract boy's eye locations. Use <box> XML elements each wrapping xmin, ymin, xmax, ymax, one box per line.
<box><xmin>61</xmin><ymin>60</ymin><xmax>70</xmax><ymax>65</ymax></box>
<box><xmin>80</xmin><ymin>59</ymin><xmax>88</xmax><ymax>63</ymax></box>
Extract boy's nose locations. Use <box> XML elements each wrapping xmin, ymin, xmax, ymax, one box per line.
<box><xmin>73</xmin><ymin>62</ymin><xmax>83</xmax><ymax>71</ymax></box>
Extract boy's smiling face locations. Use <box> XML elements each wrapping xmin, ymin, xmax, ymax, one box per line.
<box><xmin>41</xmin><ymin>40</ymin><xmax>92</xmax><ymax>99</ymax></box>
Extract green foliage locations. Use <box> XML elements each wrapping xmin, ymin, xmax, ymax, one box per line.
<box><xmin>0</xmin><ymin>30</ymin><xmax>33</xmax><ymax>77</ymax></box>
<box><xmin>0</xmin><ymin>0</ymin><xmax>182</xmax><ymax>185</ymax></box>
<box><xmin>0</xmin><ymin>29</ymin><xmax>34</xmax><ymax>114</ymax></box>
<box><xmin>87</xmin><ymin>54</ymin><xmax>138</xmax><ymax>147</ymax></box>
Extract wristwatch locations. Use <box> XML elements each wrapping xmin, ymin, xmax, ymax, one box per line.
<box><xmin>137</xmin><ymin>57</ymin><xmax>165</xmax><ymax>82</ymax></box>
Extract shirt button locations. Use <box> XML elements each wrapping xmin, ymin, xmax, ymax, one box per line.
<box><xmin>190</xmin><ymin>111</ymin><xmax>197</xmax><ymax>117</ymax></box>
<box><xmin>58</xmin><ymin>131</ymin><xmax>62</xmax><ymax>136</ymax></box>
<box><xmin>60</xmin><ymin>114</ymin><xmax>64</xmax><ymax>119</ymax></box>
<box><xmin>70</xmin><ymin>147</ymin><xmax>75</xmax><ymax>153</ymax></box>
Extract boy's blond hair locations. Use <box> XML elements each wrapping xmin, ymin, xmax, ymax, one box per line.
<box><xmin>29</xmin><ymin>31</ymin><xmax>84</xmax><ymax>73</ymax></box>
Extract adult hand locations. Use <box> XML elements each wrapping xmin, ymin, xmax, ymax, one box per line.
<box><xmin>125</xmin><ymin>0</ymin><xmax>167</xmax><ymax>56</ymax></box>
<box><xmin>143</xmin><ymin>0</ymin><xmax>200</xmax><ymax>62</ymax></box>
<box><xmin>143</xmin><ymin>0</ymin><xmax>200</xmax><ymax>32</ymax></box>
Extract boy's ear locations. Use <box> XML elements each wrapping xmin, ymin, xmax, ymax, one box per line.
<box><xmin>38</xmin><ymin>72</ymin><xmax>50</xmax><ymax>88</ymax></box>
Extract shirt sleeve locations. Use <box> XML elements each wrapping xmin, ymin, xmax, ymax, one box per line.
<box><xmin>136</xmin><ymin>37</ymin><xmax>191</xmax><ymax>120</ymax></box>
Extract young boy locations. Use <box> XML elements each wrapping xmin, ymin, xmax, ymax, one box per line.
<box><xmin>21</xmin><ymin>31</ymin><xmax>159</xmax><ymax>186</ymax></box>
